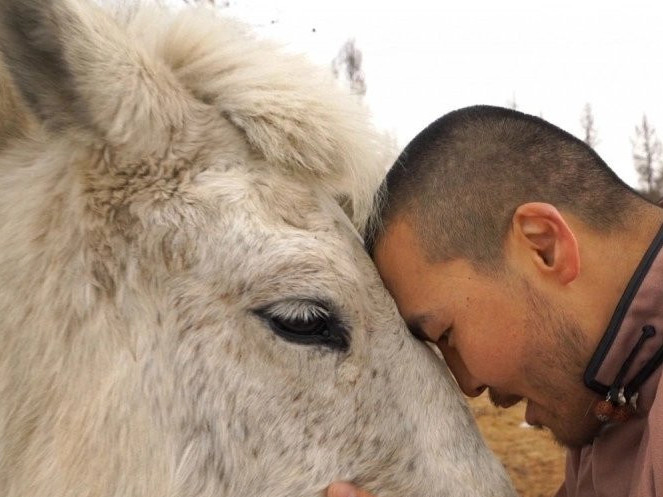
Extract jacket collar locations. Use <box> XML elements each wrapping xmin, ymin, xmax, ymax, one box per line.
<box><xmin>584</xmin><ymin>223</ymin><xmax>663</xmax><ymax>415</ymax></box>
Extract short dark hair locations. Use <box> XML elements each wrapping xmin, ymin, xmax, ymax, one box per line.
<box><xmin>365</xmin><ymin>105</ymin><xmax>643</xmax><ymax>268</ymax></box>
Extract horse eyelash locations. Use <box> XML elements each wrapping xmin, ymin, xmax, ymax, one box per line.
<box><xmin>263</xmin><ymin>299</ymin><xmax>331</xmax><ymax>322</ymax></box>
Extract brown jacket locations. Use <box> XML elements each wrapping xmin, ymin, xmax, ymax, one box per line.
<box><xmin>556</xmin><ymin>223</ymin><xmax>663</xmax><ymax>497</ymax></box>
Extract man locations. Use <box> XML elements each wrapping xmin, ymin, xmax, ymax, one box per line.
<box><xmin>327</xmin><ymin>106</ymin><xmax>663</xmax><ymax>497</ymax></box>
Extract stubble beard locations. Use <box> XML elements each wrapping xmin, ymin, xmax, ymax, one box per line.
<box><xmin>520</xmin><ymin>284</ymin><xmax>604</xmax><ymax>449</ymax></box>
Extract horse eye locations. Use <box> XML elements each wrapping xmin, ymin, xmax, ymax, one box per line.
<box><xmin>270</xmin><ymin>315</ymin><xmax>328</xmax><ymax>336</ymax></box>
<box><xmin>254</xmin><ymin>302</ymin><xmax>349</xmax><ymax>351</ymax></box>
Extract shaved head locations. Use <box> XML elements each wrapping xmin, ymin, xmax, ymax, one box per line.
<box><xmin>366</xmin><ymin>105</ymin><xmax>646</xmax><ymax>269</ymax></box>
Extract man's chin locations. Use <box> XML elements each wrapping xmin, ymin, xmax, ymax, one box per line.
<box><xmin>546</xmin><ymin>420</ymin><xmax>603</xmax><ymax>449</ymax></box>
<box><xmin>487</xmin><ymin>389</ymin><xmax>603</xmax><ymax>449</ymax></box>
<box><xmin>550</xmin><ymin>432</ymin><xmax>594</xmax><ymax>449</ymax></box>
<box><xmin>524</xmin><ymin>401</ymin><xmax>603</xmax><ymax>449</ymax></box>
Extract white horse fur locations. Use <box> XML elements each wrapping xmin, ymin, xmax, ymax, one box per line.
<box><xmin>0</xmin><ymin>1</ymin><xmax>517</xmax><ymax>496</ymax></box>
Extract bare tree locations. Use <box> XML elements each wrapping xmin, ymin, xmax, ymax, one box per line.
<box><xmin>632</xmin><ymin>114</ymin><xmax>663</xmax><ymax>199</ymax></box>
<box><xmin>332</xmin><ymin>38</ymin><xmax>366</xmax><ymax>96</ymax></box>
<box><xmin>506</xmin><ymin>93</ymin><xmax>518</xmax><ymax>110</ymax></box>
<box><xmin>580</xmin><ymin>103</ymin><xmax>599</xmax><ymax>148</ymax></box>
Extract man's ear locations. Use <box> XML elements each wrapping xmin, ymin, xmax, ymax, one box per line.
<box><xmin>509</xmin><ymin>202</ymin><xmax>580</xmax><ymax>284</ymax></box>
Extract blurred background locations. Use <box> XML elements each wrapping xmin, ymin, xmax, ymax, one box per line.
<box><xmin>190</xmin><ymin>0</ymin><xmax>663</xmax><ymax>201</ymax></box>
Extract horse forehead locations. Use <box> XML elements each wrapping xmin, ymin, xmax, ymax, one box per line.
<box><xmin>200</xmin><ymin>171</ymin><xmax>358</xmax><ymax>237</ymax></box>
<box><xmin>209</xmin><ymin>190</ymin><xmax>367</xmax><ymax>278</ymax></box>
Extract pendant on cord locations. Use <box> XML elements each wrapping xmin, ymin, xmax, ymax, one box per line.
<box><xmin>593</xmin><ymin>325</ymin><xmax>661</xmax><ymax>424</ymax></box>
<box><xmin>593</xmin><ymin>388</ymin><xmax>637</xmax><ymax>423</ymax></box>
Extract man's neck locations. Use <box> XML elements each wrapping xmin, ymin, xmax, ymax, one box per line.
<box><xmin>581</xmin><ymin>205</ymin><xmax>663</xmax><ymax>351</ymax></box>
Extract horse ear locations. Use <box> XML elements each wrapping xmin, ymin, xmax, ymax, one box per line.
<box><xmin>0</xmin><ymin>52</ymin><xmax>34</xmax><ymax>149</ymax></box>
<box><xmin>0</xmin><ymin>0</ymin><xmax>189</xmax><ymax>147</ymax></box>
<box><xmin>161</xmin><ymin>14</ymin><xmax>376</xmax><ymax>179</ymax></box>
<box><xmin>216</xmin><ymin>66</ymin><xmax>388</xmax><ymax>231</ymax></box>
<box><xmin>161</xmin><ymin>12</ymin><xmax>388</xmax><ymax>228</ymax></box>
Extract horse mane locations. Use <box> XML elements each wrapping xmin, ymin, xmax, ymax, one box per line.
<box><xmin>106</xmin><ymin>3</ymin><xmax>393</xmax><ymax>235</ymax></box>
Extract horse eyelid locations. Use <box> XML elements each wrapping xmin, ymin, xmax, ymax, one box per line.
<box><xmin>251</xmin><ymin>301</ymin><xmax>350</xmax><ymax>351</ymax></box>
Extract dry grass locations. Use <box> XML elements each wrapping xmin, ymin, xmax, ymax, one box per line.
<box><xmin>469</xmin><ymin>394</ymin><xmax>566</xmax><ymax>497</ymax></box>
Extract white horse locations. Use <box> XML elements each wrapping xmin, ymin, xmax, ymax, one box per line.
<box><xmin>0</xmin><ymin>1</ymin><xmax>516</xmax><ymax>496</ymax></box>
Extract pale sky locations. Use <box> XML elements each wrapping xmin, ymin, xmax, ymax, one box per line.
<box><xmin>221</xmin><ymin>0</ymin><xmax>663</xmax><ymax>188</ymax></box>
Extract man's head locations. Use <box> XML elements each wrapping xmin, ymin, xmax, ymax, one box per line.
<box><xmin>366</xmin><ymin>105</ymin><xmax>637</xmax><ymax>266</ymax></box>
<box><xmin>368</xmin><ymin>105</ymin><xmax>656</xmax><ymax>448</ymax></box>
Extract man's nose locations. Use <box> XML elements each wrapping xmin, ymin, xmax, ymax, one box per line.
<box><xmin>438</xmin><ymin>343</ymin><xmax>486</xmax><ymax>397</ymax></box>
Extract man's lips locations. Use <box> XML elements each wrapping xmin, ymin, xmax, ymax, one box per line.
<box><xmin>488</xmin><ymin>389</ymin><xmax>523</xmax><ymax>409</ymax></box>
<box><xmin>488</xmin><ymin>389</ymin><xmax>544</xmax><ymax>427</ymax></box>
<box><xmin>493</xmin><ymin>397</ymin><xmax>523</xmax><ymax>409</ymax></box>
